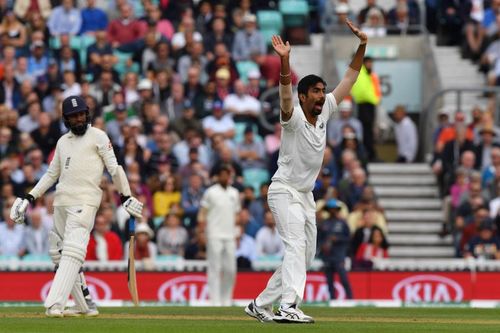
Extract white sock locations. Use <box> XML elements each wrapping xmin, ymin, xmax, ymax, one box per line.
<box><xmin>44</xmin><ymin>256</ymin><xmax>82</xmax><ymax>310</ymax></box>
<box><xmin>70</xmin><ymin>272</ymin><xmax>89</xmax><ymax>312</ymax></box>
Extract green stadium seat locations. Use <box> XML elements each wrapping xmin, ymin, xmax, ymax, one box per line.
<box><xmin>22</xmin><ymin>254</ymin><xmax>52</xmax><ymax>262</ymax></box>
<box><xmin>0</xmin><ymin>254</ymin><xmax>18</xmax><ymax>261</ymax></box>
<box><xmin>156</xmin><ymin>255</ymin><xmax>183</xmax><ymax>262</ymax></box>
<box><xmin>279</xmin><ymin>0</ymin><xmax>309</xmax><ymax>27</ymax></box>
<box><xmin>113</xmin><ymin>50</ymin><xmax>140</xmax><ymax>79</ymax></box>
<box><xmin>236</xmin><ymin>61</ymin><xmax>259</xmax><ymax>84</ymax></box>
<box><xmin>243</xmin><ymin>168</ymin><xmax>270</xmax><ymax>194</ymax></box>
<box><xmin>80</xmin><ymin>35</ymin><xmax>96</xmax><ymax>68</ymax></box>
<box><xmin>234</xmin><ymin>123</ymin><xmax>263</xmax><ymax>143</ymax></box>
<box><xmin>257</xmin><ymin>10</ymin><xmax>284</xmax><ymax>31</ymax></box>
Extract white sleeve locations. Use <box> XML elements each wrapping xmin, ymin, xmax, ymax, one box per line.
<box><xmin>29</xmin><ymin>142</ymin><xmax>61</xmax><ymax>199</ymax></box>
<box><xmin>324</xmin><ymin>93</ymin><xmax>339</xmax><ymax>119</ymax></box>
<box><xmin>280</xmin><ymin>105</ymin><xmax>302</xmax><ymax>131</ymax></box>
<box><xmin>200</xmin><ymin>189</ymin><xmax>211</xmax><ymax>209</ymax></box>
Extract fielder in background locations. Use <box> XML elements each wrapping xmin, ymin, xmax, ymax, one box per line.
<box><xmin>9</xmin><ymin>95</ymin><xmax>143</xmax><ymax>317</ymax></box>
<box><xmin>245</xmin><ymin>22</ymin><xmax>367</xmax><ymax>324</ymax></box>
<box><xmin>197</xmin><ymin>164</ymin><xmax>241</xmax><ymax>306</ymax></box>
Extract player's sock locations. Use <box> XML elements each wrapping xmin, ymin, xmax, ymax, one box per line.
<box><xmin>44</xmin><ymin>256</ymin><xmax>82</xmax><ymax>309</ymax></box>
<box><xmin>70</xmin><ymin>270</ymin><xmax>89</xmax><ymax>312</ymax></box>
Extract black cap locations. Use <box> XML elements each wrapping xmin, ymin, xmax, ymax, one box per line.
<box><xmin>479</xmin><ymin>218</ymin><xmax>495</xmax><ymax>231</ymax></box>
<box><xmin>244</xmin><ymin>125</ymin><xmax>253</xmax><ymax>134</ymax></box>
<box><xmin>62</xmin><ymin>95</ymin><xmax>88</xmax><ymax>116</ymax></box>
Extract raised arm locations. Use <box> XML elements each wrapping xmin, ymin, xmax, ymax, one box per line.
<box><xmin>332</xmin><ymin>20</ymin><xmax>368</xmax><ymax>103</ymax></box>
<box><xmin>272</xmin><ymin>35</ymin><xmax>294</xmax><ymax>122</ymax></box>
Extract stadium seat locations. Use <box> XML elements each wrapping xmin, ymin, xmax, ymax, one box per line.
<box><xmin>156</xmin><ymin>255</ymin><xmax>183</xmax><ymax>261</ymax></box>
<box><xmin>80</xmin><ymin>35</ymin><xmax>96</xmax><ymax>68</ymax></box>
<box><xmin>278</xmin><ymin>0</ymin><xmax>309</xmax><ymax>28</ymax></box>
<box><xmin>22</xmin><ymin>254</ymin><xmax>52</xmax><ymax>262</ymax></box>
<box><xmin>243</xmin><ymin>168</ymin><xmax>270</xmax><ymax>194</ymax></box>
<box><xmin>236</xmin><ymin>61</ymin><xmax>259</xmax><ymax>84</ymax></box>
<box><xmin>113</xmin><ymin>50</ymin><xmax>140</xmax><ymax>79</ymax></box>
<box><xmin>0</xmin><ymin>254</ymin><xmax>19</xmax><ymax>261</ymax></box>
<box><xmin>257</xmin><ymin>10</ymin><xmax>284</xmax><ymax>31</ymax></box>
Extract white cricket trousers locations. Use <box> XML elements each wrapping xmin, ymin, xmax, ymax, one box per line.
<box><xmin>207</xmin><ymin>238</ymin><xmax>236</xmax><ymax>306</ymax></box>
<box><xmin>256</xmin><ymin>182</ymin><xmax>317</xmax><ymax>306</ymax></box>
<box><xmin>44</xmin><ymin>205</ymin><xmax>97</xmax><ymax>310</ymax></box>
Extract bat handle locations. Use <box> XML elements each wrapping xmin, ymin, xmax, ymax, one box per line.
<box><xmin>129</xmin><ymin>216</ymin><xmax>136</xmax><ymax>235</ymax></box>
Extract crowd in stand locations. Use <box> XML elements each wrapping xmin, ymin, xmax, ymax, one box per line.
<box><xmin>0</xmin><ymin>0</ymin><xmax>445</xmax><ymax>270</ymax></box>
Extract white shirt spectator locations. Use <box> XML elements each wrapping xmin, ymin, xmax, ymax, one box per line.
<box><xmin>394</xmin><ymin>112</ymin><xmax>418</xmax><ymax>162</ymax></box>
<box><xmin>236</xmin><ymin>233</ymin><xmax>257</xmax><ymax>262</ymax></box>
<box><xmin>223</xmin><ymin>93</ymin><xmax>261</xmax><ymax>117</ymax></box>
<box><xmin>202</xmin><ymin>114</ymin><xmax>235</xmax><ymax>136</ymax></box>
<box><xmin>255</xmin><ymin>225</ymin><xmax>284</xmax><ymax>258</ymax></box>
<box><xmin>0</xmin><ymin>222</ymin><xmax>25</xmax><ymax>256</ymax></box>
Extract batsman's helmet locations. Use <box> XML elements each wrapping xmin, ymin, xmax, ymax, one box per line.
<box><xmin>62</xmin><ymin>95</ymin><xmax>90</xmax><ymax>135</ymax></box>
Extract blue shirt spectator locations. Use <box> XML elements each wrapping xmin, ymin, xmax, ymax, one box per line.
<box><xmin>232</xmin><ymin>13</ymin><xmax>266</xmax><ymax>61</ymax></box>
<box><xmin>80</xmin><ymin>0</ymin><xmax>109</xmax><ymax>34</ymax></box>
<box><xmin>47</xmin><ymin>0</ymin><xmax>82</xmax><ymax>36</ymax></box>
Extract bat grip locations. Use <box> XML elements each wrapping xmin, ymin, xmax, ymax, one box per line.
<box><xmin>129</xmin><ymin>216</ymin><xmax>135</xmax><ymax>235</ymax></box>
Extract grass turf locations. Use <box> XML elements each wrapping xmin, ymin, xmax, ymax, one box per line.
<box><xmin>1</xmin><ymin>306</ymin><xmax>500</xmax><ymax>333</ymax></box>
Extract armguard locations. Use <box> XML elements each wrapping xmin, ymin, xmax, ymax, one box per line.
<box><xmin>279</xmin><ymin>83</ymin><xmax>293</xmax><ymax>115</ymax></box>
<box><xmin>111</xmin><ymin>165</ymin><xmax>132</xmax><ymax>197</ymax></box>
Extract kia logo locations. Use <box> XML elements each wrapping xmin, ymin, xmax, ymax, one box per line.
<box><xmin>392</xmin><ymin>275</ymin><xmax>463</xmax><ymax>303</ymax></box>
<box><xmin>304</xmin><ymin>275</ymin><xmax>345</xmax><ymax>302</ymax></box>
<box><xmin>158</xmin><ymin>276</ymin><xmax>209</xmax><ymax>302</ymax></box>
<box><xmin>41</xmin><ymin>276</ymin><xmax>112</xmax><ymax>301</ymax></box>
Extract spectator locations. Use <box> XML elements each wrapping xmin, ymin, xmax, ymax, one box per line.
<box><xmin>147</xmin><ymin>41</ymin><xmax>176</xmax><ymax>74</ymax></box>
<box><xmin>181</xmin><ymin>173</ymin><xmax>206</xmax><ymax>230</ymax></box>
<box><xmin>362</xmin><ymin>7</ymin><xmax>387</xmax><ymax>37</ymax></box>
<box><xmin>156</xmin><ymin>213</ymin><xmax>189</xmax><ymax>256</ymax></box>
<box><xmin>255</xmin><ymin>209</ymin><xmax>284</xmax><ymax>258</ymax></box>
<box><xmin>232</xmin><ymin>13</ymin><xmax>266</xmax><ymax>61</ymax></box>
<box><xmin>450</xmin><ymin>167</ymin><xmax>471</xmax><ymax>210</ymax></box>
<box><xmin>483</xmin><ymin>147</ymin><xmax>500</xmax><ymax>187</ymax></box>
<box><xmin>23</xmin><ymin>208</ymin><xmax>49</xmax><ymax>256</ymax></box>
<box><xmin>318</xmin><ymin>198</ymin><xmax>353</xmax><ymax>299</ymax></box>
<box><xmin>476</xmin><ymin>126</ymin><xmax>498</xmax><ymax>171</ymax></box>
<box><xmin>437</xmin><ymin>0</ymin><xmax>467</xmax><ymax>46</ymax></box>
<box><xmin>0</xmin><ymin>64</ymin><xmax>21</xmax><ymax>110</ymax></box>
<box><xmin>171</xmin><ymin>16</ymin><xmax>203</xmax><ymax>53</ymax></box>
<box><xmin>152</xmin><ymin>175</ymin><xmax>181</xmax><ymax>218</ymax></box>
<box><xmin>358</xmin><ymin>0</ymin><xmax>387</xmax><ymax>25</ymax></box>
<box><xmin>27</xmin><ymin>41</ymin><xmax>50</xmax><ymax>79</ymax></box>
<box><xmin>321</xmin><ymin>2</ymin><xmax>356</xmax><ymax>33</ymax></box>
<box><xmin>14</xmin><ymin>0</ymin><xmax>52</xmax><ymax>21</ymax></box>
<box><xmin>203</xmin><ymin>100</ymin><xmax>236</xmax><ymax>140</ymax></box>
<box><xmin>170</xmin><ymin>102</ymin><xmax>204</xmax><ymax>141</ymax></box>
<box><xmin>184</xmin><ymin>224</ymin><xmax>207</xmax><ymax>259</ymax></box>
<box><xmin>147</xmin><ymin>132</ymin><xmax>179</xmax><ymax>177</ymax></box>
<box><xmin>184</xmin><ymin>66</ymin><xmax>206</xmax><ymax>115</ymax></box>
<box><xmin>87</xmin><ymin>30</ymin><xmax>115</xmax><ymax>73</ymax></box>
<box><xmin>173</xmin><ymin>128</ymin><xmax>210</xmax><ymax>168</ymax></box>
<box><xmin>238</xmin><ymin>207</ymin><xmax>261</xmax><ymax>238</ymax></box>
<box><xmin>464</xmin><ymin>219</ymin><xmax>500</xmax><ymax>259</ymax></box>
<box><xmin>393</xmin><ymin>105</ymin><xmax>418</xmax><ymax>163</ymax></box>
<box><xmin>0</xmin><ymin>207</ymin><xmax>25</xmax><ymax>257</ymax></box>
<box><xmin>0</xmin><ymin>127</ymin><xmax>18</xmax><ymax>160</ymax></box>
<box><xmin>107</xmin><ymin>3</ymin><xmax>146</xmax><ymax>47</ymax></box>
<box><xmin>47</xmin><ymin>0</ymin><xmax>82</xmax><ymax>37</ymax></box>
<box><xmin>80</xmin><ymin>0</ymin><xmax>108</xmax><ymax>35</ymax></box>
<box><xmin>177</xmin><ymin>40</ymin><xmax>208</xmax><ymax>84</ymax></box>
<box><xmin>223</xmin><ymin>79</ymin><xmax>261</xmax><ymax>124</ymax></box>
<box><xmin>146</xmin><ymin>5</ymin><xmax>175</xmax><ymax>41</ymax></box>
<box><xmin>0</xmin><ymin>11</ymin><xmax>27</xmax><ymax>49</ymax></box>
<box><xmin>86</xmin><ymin>213</ymin><xmax>123</xmax><ymax>261</ymax></box>
<box><xmin>246</xmin><ymin>69</ymin><xmax>263</xmax><ymax>99</ymax></box>
<box><xmin>89</xmin><ymin>70</ymin><xmax>121</xmax><ymax>107</ymax></box>
<box><xmin>354</xmin><ymin>226</ymin><xmax>389</xmax><ymax>267</ymax></box>
<box><xmin>214</xmin><ymin>67</ymin><xmax>233</xmax><ymax>100</ymax></box>
<box><xmin>235</xmin><ymin>224</ymin><xmax>256</xmax><ymax>268</ymax></box>
<box><xmin>61</xmin><ymin>70</ymin><xmax>81</xmax><ymax>99</ymax></box>
<box><xmin>165</xmin><ymin>82</ymin><xmax>186</xmax><ymax>120</ymax></box>
<box><xmin>18</xmin><ymin>101</ymin><xmax>42</xmax><ymax>134</ymax></box>
<box><xmin>387</xmin><ymin>0</ymin><xmax>421</xmax><ymax>35</ymax></box>
<box><xmin>27</xmin><ymin>148</ymin><xmax>48</xmax><ymax>181</ymax></box>
<box><xmin>328</xmin><ymin>99</ymin><xmax>363</xmax><ymax>148</ymax></box>
<box><xmin>125</xmin><ymin>222</ymin><xmax>157</xmax><ymax>270</ymax></box>
<box><xmin>204</xmin><ymin>17</ymin><xmax>234</xmax><ymax>60</ymax></box>
<box><xmin>236</xmin><ymin>125</ymin><xmax>267</xmax><ymax>170</ymax></box>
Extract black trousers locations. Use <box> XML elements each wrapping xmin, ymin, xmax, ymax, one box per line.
<box><xmin>324</xmin><ymin>261</ymin><xmax>353</xmax><ymax>300</ymax></box>
<box><xmin>357</xmin><ymin>103</ymin><xmax>377</xmax><ymax>161</ymax></box>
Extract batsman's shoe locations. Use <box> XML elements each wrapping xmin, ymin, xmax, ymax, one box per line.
<box><xmin>64</xmin><ymin>300</ymin><xmax>99</xmax><ymax>317</ymax></box>
<box><xmin>45</xmin><ymin>306</ymin><xmax>64</xmax><ymax>318</ymax></box>
<box><xmin>244</xmin><ymin>300</ymin><xmax>274</xmax><ymax>323</ymax></box>
<box><xmin>273</xmin><ymin>304</ymin><xmax>314</xmax><ymax>324</ymax></box>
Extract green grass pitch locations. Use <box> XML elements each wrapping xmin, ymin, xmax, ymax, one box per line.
<box><xmin>1</xmin><ymin>306</ymin><xmax>500</xmax><ymax>333</ymax></box>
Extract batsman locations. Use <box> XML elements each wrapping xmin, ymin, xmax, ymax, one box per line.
<box><xmin>9</xmin><ymin>95</ymin><xmax>143</xmax><ymax>317</ymax></box>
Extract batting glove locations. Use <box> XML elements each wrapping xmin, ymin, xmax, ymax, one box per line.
<box><xmin>10</xmin><ymin>197</ymin><xmax>29</xmax><ymax>224</ymax></box>
<box><xmin>123</xmin><ymin>196</ymin><xmax>143</xmax><ymax>219</ymax></box>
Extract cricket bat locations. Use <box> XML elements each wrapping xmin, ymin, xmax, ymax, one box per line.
<box><xmin>127</xmin><ymin>216</ymin><xmax>139</xmax><ymax>306</ymax></box>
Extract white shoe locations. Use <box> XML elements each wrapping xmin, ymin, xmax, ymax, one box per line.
<box><xmin>273</xmin><ymin>304</ymin><xmax>314</xmax><ymax>324</ymax></box>
<box><xmin>63</xmin><ymin>299</ymin><xmax>99</xmax><ymax>317</ymax></box>
<box><xmin>45</xmin><ymin>306</ymin><xmax>64</xmax><ymax>318</ymax></box>
<box><xmin>244</xmin><ymin>300</ymin><xmax>274</xmax><ymax>323</ymax></box>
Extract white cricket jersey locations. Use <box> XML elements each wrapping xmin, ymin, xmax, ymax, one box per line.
<box><xmin>30</xmin><ymin>126</ymin><xmax>122</xmax><ymax>207</ymax></box>
<box><xmin>200</xmin><ymin>183</ymin><xmax>241</xmax><ymax>240</ymax></box>
<box><xmin>272</xmin><ymin>93</ymin><xmax>338</xmax><ymax>192</ymax></box>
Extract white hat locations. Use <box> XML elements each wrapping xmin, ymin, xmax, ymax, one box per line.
<box><xmin>135</xmin><ymin>222</ymin><xmax>154</xmax><ymax>238</ymax></box>
<box><xmin>127</xmin><ymin>117</ymin><xmax>142</xmax><ymax>127</ymax></box>
<box><xmin>335</xmin><ymin>3</ymin><xmax>350</xmax><ymax>14</ymax></box>
<box><xmin>137</xmin><ymin>78</ymin><xmax>153</xmax><ymax>90</ymax></box>
<box><xmin>243</xmin><ymin>13</ymin><xmax>257</xmax><ymax>23</ymax></box>
<box><xmin>248</xmin><ymin>69</ymin><xmax>261</xmax><ymax>79</ymax></box>
<box><xmin>339</xmin><ymin>100</ymin><xmax>353</xmax><ymax>112</ymax></box>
